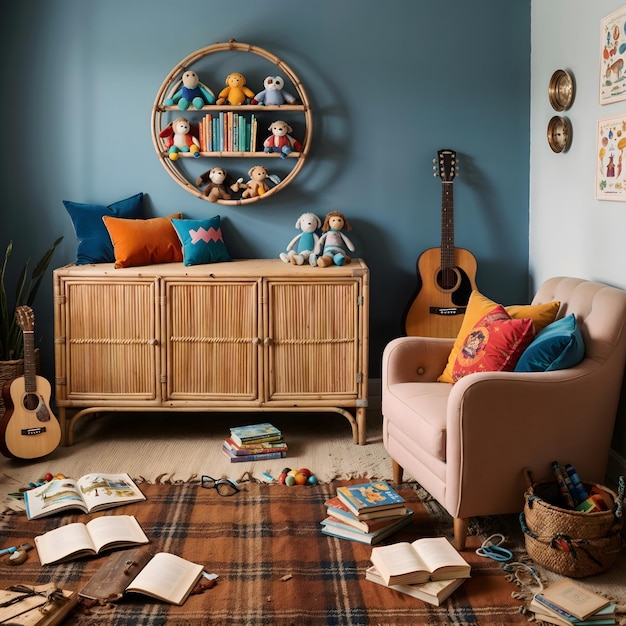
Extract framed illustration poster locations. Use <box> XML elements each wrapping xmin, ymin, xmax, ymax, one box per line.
<box><xmin>596</xmin><ymin>114</ymin><xmax>626</xmax><ymax>200</ymax></box>
<box><xmin>600</xmin><ymin>5</ymin><xmax>626</xmax><ymax>104</ymax></box>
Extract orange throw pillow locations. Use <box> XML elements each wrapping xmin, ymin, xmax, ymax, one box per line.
<box><xmin>451</xmin><ymin>305</ymin><xmax>535</xmax><ymax>381</ymax></box>
<box><xmin>438</xmin><ymin>290</ymin><xmax>560</xmax><ymax>383</ymax></box>
<box><xmin>103</xmin><ymin>213</ymin><xmax>183</xmax><ymax>268</ymax></box>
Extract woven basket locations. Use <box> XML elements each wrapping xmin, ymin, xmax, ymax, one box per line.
<box><xmin>520</xmin><ymin>479</ymin><xmax>624</xmax><ymax>578</ymax></box>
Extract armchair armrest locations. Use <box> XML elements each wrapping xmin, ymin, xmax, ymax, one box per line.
<box><xmin>444</xmin><ymin>360</ymin><xmax>616</xmax><ymax>518</ymax></box>
<box><xmin>382</xmin><ymin>336</ymin><xmax>455</xmax><ymax>385</ymax></box>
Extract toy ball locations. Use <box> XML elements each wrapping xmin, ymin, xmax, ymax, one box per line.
<box><xmin>294</xmin><ymin>473</ymin><xmax>308</xmax><ymax>485</ymax></box>
<box><xmin>285</xmin><ymin>474</ymin><xmax>296</xmax><ymax>487</ymax></box>
<box><xmin>307</xmin><ymin>475</ymin><xmax>318</xmax><ymax>485</ymax></box>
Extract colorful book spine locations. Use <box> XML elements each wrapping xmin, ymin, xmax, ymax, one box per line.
<box><xmin>564</xmin><ymin>463</ymin><xmax>589</xmax><ymax>504</ymax></box>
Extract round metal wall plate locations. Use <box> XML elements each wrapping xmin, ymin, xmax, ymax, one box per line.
<box><xmin>549</xmin><ymin>70</ymin><xmax>575</xmax><ymax>111</ymax></box>
<box><xmin>547</xmin><ymin>116</ymin><xmax>571</xmax><ymax>153</ymax></box>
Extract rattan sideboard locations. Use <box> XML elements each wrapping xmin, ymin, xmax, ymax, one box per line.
<box><xmin>53</xmin><ymin>259</ymin><xmax>369</xmax><ymax>446</ymax></box>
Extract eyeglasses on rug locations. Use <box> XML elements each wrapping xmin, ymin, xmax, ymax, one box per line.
<box><xmin>201</xmin><ymin>475</ymin><xmax>240</xmax><ymax>496</ymax></box>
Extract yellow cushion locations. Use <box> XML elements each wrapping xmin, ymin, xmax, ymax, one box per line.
<box><xmin>103</xmin><ymin>213</ymin><xmax>183</xmax><ymax>268</ymax></box>
<box><xmin>438</xmin><ymin>290</ymin><xmax>560</xmax><ymax>383</ymax></box>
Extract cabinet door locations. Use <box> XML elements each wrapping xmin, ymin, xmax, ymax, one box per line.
<box><xmin>266</xmin><ymin>279</ymin><xmax>362</xmax><ymax>400</ymax></box>
<box><xmin>164</xmin><ymin>279</ymin><xmax>260</xmax><ymax>400</ymax></box>
<box><xmin>59</xmin><ymin>278</ymin><xmax>160</xmax><ymax>401</ymax></box>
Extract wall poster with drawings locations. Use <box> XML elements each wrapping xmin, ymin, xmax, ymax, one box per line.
<box><xmin>600</xmin><ymin>5</ymin><xmax>626</xmax><ymax>105</ymax></box>
<box><xmin>596</xmin><ymin>114</ymin><xmax>626</xmax><ymax>201</ymax></box>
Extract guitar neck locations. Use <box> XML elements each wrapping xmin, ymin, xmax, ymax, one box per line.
<box><xmin>22</xmin><ymin>330</ymin><xmax>37</xmax><ymax>393</ymax></box>
<box><xmin>440</xmin><ymin>181</ymin><xmax>455</xmax><ymax>270</ymax></box>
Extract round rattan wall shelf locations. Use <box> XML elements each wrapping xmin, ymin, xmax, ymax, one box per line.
<box><xmin>151</xmin><ymin>40</ymin><xmax>312</xmax><ymax>205</ymax></box>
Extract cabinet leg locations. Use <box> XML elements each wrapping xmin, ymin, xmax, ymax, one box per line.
<box><xmin>454</xmin><ymin>517</ymin><xmax>469</xmax><ymax>551</ymax></box>
<box><xmin>356</xmin><ymin>407</ymin><xmax>367</xmax><ymax>445</ymax></box>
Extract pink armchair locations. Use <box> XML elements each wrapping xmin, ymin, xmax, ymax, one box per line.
<box><xmin>382</xmin><ymin>277</ymin><xmax>626</xmax><ymax>550</ymax></box>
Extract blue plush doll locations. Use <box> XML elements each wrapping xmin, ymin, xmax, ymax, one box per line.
<box><xmin>311</xmin><ymin>211</ymin><xmax>355</xmax><ymax>267</ymax></box>
<box><xmin>279</xmin><ymin>212</ymin><xmax>321</xmax><ymax>265</ymax></box>
<box><xmin>252</xmin><ymin>76</ymin><xmax>297</xmax><ymax>106</ymax></box>
<box><xmin>165</xmin><ymin>70</ymin><xmax>215</xmax><ymax>110</ymax></box>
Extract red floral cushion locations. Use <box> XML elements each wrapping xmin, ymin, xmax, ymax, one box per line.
<box><xmin>452</xmin><ymin>305</ymin><xmax>535</xmax><ymax>382</ymax></box>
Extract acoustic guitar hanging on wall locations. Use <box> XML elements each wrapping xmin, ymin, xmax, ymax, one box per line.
<box><xmin>402</xmin><ymin>148</ymin><xmax>478</xmax><ymax>338</ymax></box>
<box><xmin>0</xmin><ymin>306</ymin><xmax>61</xmax><ymax>459</ymax></box>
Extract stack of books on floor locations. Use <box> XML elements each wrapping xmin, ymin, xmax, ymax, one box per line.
<box><xmin>530</xmin><ymin>579</ymin><xmax>617</xmax><ymax>626</ymax></box>
<box><xmin>366</xmin><ymin>536</ymin><xmax>471</xmax><ymax>606</ymax></box>
<box><xmin>222</xmin><ymin>422</ymin><xmax>288</xmax><ymax>463</ymax></box>
<box><xmin>320</xmin><ymin>481</ymin><xmax>414</xmax><ymax>544</ymax></box>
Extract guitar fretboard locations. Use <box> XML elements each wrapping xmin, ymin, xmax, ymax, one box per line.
<box><xmin>22</xmin><ymin>330</ymin><xmax>36</xmax><ymax>393</ymax></box>
<box><xmin>440</xmin><ymin>181</ymin><xmax>455</xmax><ymax>271</ymax></box>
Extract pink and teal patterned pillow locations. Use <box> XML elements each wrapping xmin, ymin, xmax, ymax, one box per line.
<box><xmin>171</xmin><ymin>216</ymin><xmax>231</xmax><ymax>266</ymax></box>
<box><xmin>63</xmin><ymin>193</ymin><xmax>144</xmax><ymax>265</ymax></box>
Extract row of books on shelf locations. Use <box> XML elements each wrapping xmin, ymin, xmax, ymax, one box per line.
<box><xmin>197</xmin><ymin>112</ymin><xmax>259</xmax><ymax>153</ymax></box>
<box><xmin>222</xmin><ymin>422</ymin><xmax>287</xmax><ymax>463</ymax></box>
<box><xmin>321</xmin><ymin>481</ymin><xmax>471</xmax><ymax>606</ymax></box>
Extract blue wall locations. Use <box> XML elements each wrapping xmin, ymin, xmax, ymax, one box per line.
<box><xmin>0</xmin><ymin>0</ymin><xmax>530</xmax><ymax>380</ymax></box>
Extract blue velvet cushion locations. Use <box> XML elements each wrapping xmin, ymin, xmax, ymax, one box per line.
<box><xmin>171</xmin><ymin>216</ymin><xmax>231</xmax><ymax>266</ymax></box>
<box><xmin>63</xmin><ymin>193</ymin><xmax>144</xmax><ymax>264</ymax></box>
<box><xmin>514</xmin><ymin>313</ymin><xmax>584</xmax><ymax>372</ymax></box>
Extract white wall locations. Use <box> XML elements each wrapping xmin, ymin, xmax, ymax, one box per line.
<box><xmin>531</xmin><ymin>0</ymin><xmax>626</xmax><ymax>481</ymax></box>
<box><xmin>530</xmin><ymin>0</ymin><xmax>626</xmax><ymax>292</ymax></box>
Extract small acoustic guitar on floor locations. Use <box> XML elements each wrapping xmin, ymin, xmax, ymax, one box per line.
<box><xmin>0</xmin><ymin>306</ymin><xmax>61</xmax><ymax>459</ymax></box>
<box><xmin>402</xmin><ymin>148</ymin><xmax>478</xmax><ymax>338</ymax></box>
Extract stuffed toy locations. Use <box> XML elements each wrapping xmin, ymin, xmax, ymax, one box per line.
<box><xmin>237</xmin><ymin>165</ymin><xmax>280</xmax><ymax>198</ymax></box>
<box><xmin>311</xmin><ymin>211</ymin><xmax>355</xmax><ymax>267</ymax></box>
<box><xmin>279</xmin><ymin>212</ymin><xmax>321</xmax><ymax>265</ymax></box>
<box><xmin>159</xmin><ymin>117</ymin><xmax>200</xmax><ymax>160</ymax></box>
<box><xmin>164</xmin><ymin>70</ymin><xmax>215</xmax><ymax>110</ymax></box>
<box><xmin>263</xmin><ymin>120</ymin><xmax>303</xmax><ymax>158</ymax></box>
<box><xmin>215</xmin><ymin>72</ymin><xmax>255</xmax><ymax>106</ymax></box>
<box><xmin>195</xmin><ymin>167</ymin><xmax>241</xmax><ymax>202</ymax></box>
<box><xmin>251</xmin><ymin>76</ymin><xmax>297</xmax><ymax>106</ymax></box>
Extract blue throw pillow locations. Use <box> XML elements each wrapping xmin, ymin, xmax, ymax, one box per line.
<box><xmin>171</xmin><ymin>216</ymin><xmax>231</xmax><ymax>266</ymax></box>
<box><xmin>514</xmin><ymin>313</ymin><xmax>585</xmax><ymax>372</ymax></box>
<box><xmin>63</xmin><ymin>193</ymin><xmax>144</xmax><ymax>264</ymax></box>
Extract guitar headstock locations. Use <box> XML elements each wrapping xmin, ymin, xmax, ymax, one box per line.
<box><xmin>15</xmin><ymin>306</ymin><xmax>35</xmax><ymax>332</ymax></box>
<box><xmin>433</xmin><ymin>149</ymin><xmax>458</xmax><ymax>182</ymax></box>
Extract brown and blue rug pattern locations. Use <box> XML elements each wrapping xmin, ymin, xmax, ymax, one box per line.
<box><xmin>0</xmin><ymin>480</ymin><xmax>529</xmax><ymax>625</ymax></box>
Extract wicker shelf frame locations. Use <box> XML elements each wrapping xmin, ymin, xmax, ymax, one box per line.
<box><xmin>151</xmin><ymin>40</ymin><xmax>312</xmax><ymax>205</ymax></box>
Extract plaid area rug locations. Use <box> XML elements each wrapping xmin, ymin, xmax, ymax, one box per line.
<box><xmin>0</xmin><ymin>480</ymin><xmax>530</xmax><ymax>625</ymax></box>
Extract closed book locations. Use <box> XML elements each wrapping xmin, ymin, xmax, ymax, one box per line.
<box><xmin>530</xmin><ymin>597</ymin><xmax>616</xmax><ymax>626</ymax></box>
<box><xmin>320</xmin><ymin>509</ymin><xmax>414</xmax><ymax>545</ymax></box>
<box><xmin>535</xmin><ymin>579</ymin><xmax>612</xmax><ymax>621</ymax></box>
<box><xmin>223</xmin><ymin>437</ymin><xmax>288</xmax><ymax>455</ymax></box>
<box><xmin>324</xmin><ymin>496</ymin><xmax>409</xmax><ymax>532</ymax></box>
<box><xmin>365</xmin><ymin>566</ymin><xmax>465</xmax><ymax>606</ymax></box>
<box><xmin>336</xmin><ymin>482</ymin><xmax>405</xmax><ymax>517</ymax></box>
<box><xmin>222</xmin><ymin>446</ymin><xmax>287</xmax><ymax>463</ymax></box>
<box><xmin>229</xmin><ymin>422</ymin><xmax>282</xmax><ymax>446</ymax></box>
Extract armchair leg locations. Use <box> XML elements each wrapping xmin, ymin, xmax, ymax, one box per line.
<box><xmin>392</xmin><ymin>459</ymin><xmax>404</xmax><ymax>484</ymax></box>
<box><xmin>453</xmin><ymin>517</ymin><xmax>469</xmax><ymax>551</ymax></box>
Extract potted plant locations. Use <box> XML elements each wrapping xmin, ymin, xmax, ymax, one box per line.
<box><xmin>0</xmin><ymin>237</ymin><xmax>63</xmax><ymax>415</ymax></box>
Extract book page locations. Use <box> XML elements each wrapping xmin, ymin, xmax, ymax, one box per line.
<box><xmin>413</xmin><ymin>537</ymin><xmax>469</xmax><ymax>573</ymax></box>
<box><xmin>35</xmin><ymin>522</ymin><xmax>96</xmax><ymax>565</ymax></box>
<box><xmin>125</xmin><ymin>552</ymin><xmax>204</xmax><ymax>605</ymax></box>
<box><xmin>24</xmin><ymin>478</ymin><xmax>86</xmax><ymax>519</ymax></box>
<box><xmin>371</xmin><ymin>542</ymin><xmax>428</xmax><ymax>577</ymax></box>
<box><xmin>85</xmin><ymin>515</ymin><xmax>149</xmax><ymax>553</ymax></box>
<box><xmin>77</xmin><ymin>473</ymin><xmax>145</xmax><ymax>512</ymax></box>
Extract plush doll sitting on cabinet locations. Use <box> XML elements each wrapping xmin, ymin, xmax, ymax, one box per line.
<box><xmin>215</xmin><ymin>72</ymin><xmax>255</xmax><ymax>106</ymax></box>
<box><xmin>263</xmin><ymin>120</ymin><xmax>302</xmax><ymax>158</ymax></box>
<box><xmin>164</xmin><ymin>70</ymin><xmax>215</xmax><ymax>110</ymax></box>
<box><xmin>311</xmin><ymin>211</ymin><xmax>355</xmax><ymax>267</ymax></box>
<box><xmin>159</xmin><ymin>117</ymin><xmax>200</xmax><ymax>160</ymax></box>
<box><xmin>279</xmin><ymin>212</ymin><xmax>321</xmax><ymax>265</ymax></box>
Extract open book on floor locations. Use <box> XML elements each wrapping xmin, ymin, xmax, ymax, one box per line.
<box><xmin>370</xmin><ymin>536</ymin><xmax>471</xmax><ymax>586</ymax></box>
<box><xmin>365</xmin><ymin>566</ymin><xmax>466</xmax><ymax>606</ymax></box>
<box><xmin>34</xmin><ymin>514</ymin><xmax>149</xmax><ymax>565</ymax></box>
<box><xmin>24</xmin><ymin>473</ymin><xmax>145</xmax><ymax>519</ymax></box>
<box><xmin>79</xmin><ymin>546</ymin><xmax>205</xmax><ymax>606</ymax></box>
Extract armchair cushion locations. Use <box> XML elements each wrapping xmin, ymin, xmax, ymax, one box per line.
<box><xmin>451</xmin><ymin>305</ymin><xmax>535</xmax><ymax>381</ymax></box>
<box><xmin>438</xmin><ymin>290</ymin><xmax>560</xmax><ymax>383</ymax></box>
<box><xmin>514</xmin><ymin>313</ymin><xmax>584</xmax><ymax>372</ymax></box>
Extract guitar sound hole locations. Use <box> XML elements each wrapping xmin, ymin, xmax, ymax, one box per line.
<box><xmin>23</xmin><ymin>392</ymin><xmax>40</xmax><ymax>411</ymax></box>
<box><xmin>437</xmin><ymin>268</ymin><xmax>460</xmax><ymax>291</ymax></box>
